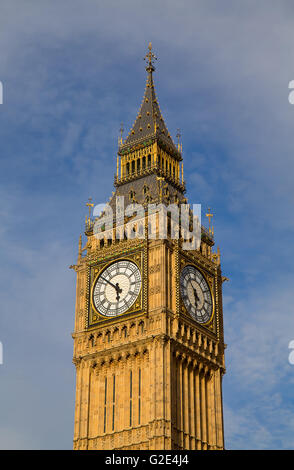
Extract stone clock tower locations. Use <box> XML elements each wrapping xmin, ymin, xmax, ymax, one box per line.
<box><xmin>71</xmin><ymin>44</ymin><xmax>226</xmax><ymax>450</ymax></box>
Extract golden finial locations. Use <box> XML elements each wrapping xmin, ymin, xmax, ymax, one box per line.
<box><xmin>86</xmin><ymin>197</ymin><xmax>94</xmax><ymax>220</ymax></box>
<box><xmin>144</xmin><ymin>42</ymin><xmax>157</xmax><ymax>71</ymax></box>
<box><xmin>119</xmin><ymin>122</ymin><xmax>124</xmax><ymax>146</ymax></box>
<box><xmin>206</xmin><ymin>207</ymin><xmax>213</xmax><ymax>234</ymax></box>
<box><xmin>176</xmin><ymin>129</ymin><xmax>182</xmax><ymax>152</ymax></box>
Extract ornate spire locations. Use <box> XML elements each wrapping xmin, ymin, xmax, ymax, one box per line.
<box><xmin>121</xmin><ymin>43</ymin><xmax>180</xmax><ymax>159</ymax></box>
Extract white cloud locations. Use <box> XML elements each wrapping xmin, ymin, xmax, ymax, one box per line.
<box><xmin>223</xmin><ymin>279</ymin><xmax>294</xmax><ymax>448</ymax></box>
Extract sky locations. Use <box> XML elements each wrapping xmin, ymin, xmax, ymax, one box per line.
<box><xmin>0</xmin><ymin>0</ymin><xmax>294</xmax><ymax>449</ymax></box>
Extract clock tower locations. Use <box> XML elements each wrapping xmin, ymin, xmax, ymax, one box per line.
<box><xmin>72</xmin><ymin>44</ymin><xmax>226</xmax><ymax>450</ymax></box>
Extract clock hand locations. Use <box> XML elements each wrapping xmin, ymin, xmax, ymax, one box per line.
<box><xmin>115</xmin><ymin>282</ymin><xmax>122</xmax><ymax>294</ymax></box>
<box><xmin>114</xmin><ymin>282</ymin><xmax>122</xmax><ymax>301</ymax></box>
<box><xmin>100</xmin><ymin>276</ymin><xmax>118</xmax><ymax>290</ymax></box>
<box><xmin>193</xmin><ymin>289</ymin><xmax>199</xmax><ymax>309</ymax></box>
<box><xmin>191</xmin><ymin>283</ymin><xmax>199</xmax><ymax>309</ymax></box>
<box><xmin>100</xmin><ymin>276</ymin><xmax>122</xmax><ymax>300</ymax></box>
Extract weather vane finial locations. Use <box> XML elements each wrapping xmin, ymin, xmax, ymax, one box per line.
<box><xmin>144</xmin><ymin>42</ymin><xmax>157</xmax><ymax>71</ymax></box>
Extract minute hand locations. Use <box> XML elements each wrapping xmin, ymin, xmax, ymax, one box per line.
<box><xmin>100</xmin><ymin>276</ymin><xmax>119</xmax><ymax>291</ymax></box>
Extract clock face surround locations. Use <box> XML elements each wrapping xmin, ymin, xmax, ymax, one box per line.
<box><xmin>92</xmin><ymin>260</ymin><xmax>141</xmax><ymax>317</ymax></box>
<box><xmin>180</xmin><ymin>264</ymin><xmax>213</xmax><ymax>324</ymax></box>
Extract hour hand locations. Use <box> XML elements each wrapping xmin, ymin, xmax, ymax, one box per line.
<box><xmin>115</xmin><ymin>282</ymin><xmax>122</xmax><ymax>301</ymax></box>
<box><xmin>192</xmin><ymin>285</ymin><xmax>199</xmax><ymax>309</ymax></box>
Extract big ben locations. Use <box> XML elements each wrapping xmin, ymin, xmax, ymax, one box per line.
<box><xmin>71</xmin><ymin>44</ymin><xmax>226</xmax><ymax>450</ymax></box>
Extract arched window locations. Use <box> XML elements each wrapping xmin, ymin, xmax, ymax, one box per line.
<box><xmin>105</xmin><ymin>331</ymin><xmax>111</xmax><ymax>343</ymax></box>
<box><xmin>89</xmin><ymin>334</ymin><xmax>95</xmax><ymax>347</ymax></box>
<box><xmin>122</xmin><ymin>326</ymin><xmax>127</xmax><ymax>338</ymax></box>
<box><xmin>129</xmin><ymin>190</ymin><xmax>135</xmax><ymax>202</ymax></box>
<box><xmin>167</xmin><ymin>216</ymin><xmax>171</xmax><ymax>236</ymax></box>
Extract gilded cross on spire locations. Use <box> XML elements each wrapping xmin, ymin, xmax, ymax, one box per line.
<box><xmin>206</xmin><ymin>207</ymin><xmax>214</xmax><ymax>234</ymax></box>
<box><xmin>144</xmin><ymin>42</ymin><xmax>157</xmax><ymax>72</ymax></box>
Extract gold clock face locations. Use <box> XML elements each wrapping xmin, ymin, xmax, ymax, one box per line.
<box><xmin>180</xmin><ymin>265</ymin><xmax>213</xmax><ymax>324</ymax></box>
<box><xmin>92</xmin><ymin>260</ymin><xmax>141</xmax><ymax>317</ymax></box>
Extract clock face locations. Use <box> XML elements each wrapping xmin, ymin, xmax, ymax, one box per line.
<box><xmin>180</xmin><ymin>265</ymin><xmax>213</xmax><ymax>324</ymax></box>
<box><xmin>92</xmin><ymin>260</ymin><xmax>141</xmax><ymax>317</ymax></box>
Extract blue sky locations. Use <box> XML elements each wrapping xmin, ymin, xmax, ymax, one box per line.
<box><xmin>0</xmin><ymin>0</ymin><xmax>294</xmax><ymax>449</ymax></box>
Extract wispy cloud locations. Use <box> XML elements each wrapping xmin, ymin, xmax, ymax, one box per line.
<box><xmin>223</xmin><ymin>280</ymin><xmax>294</xmax><ymax>449</ymax></box>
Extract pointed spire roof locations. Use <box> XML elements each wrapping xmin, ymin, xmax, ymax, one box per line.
<box><xmin>120</xmin><ymin>43</ymin><xmax>181</xmax><ymax>160</ymax></box>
